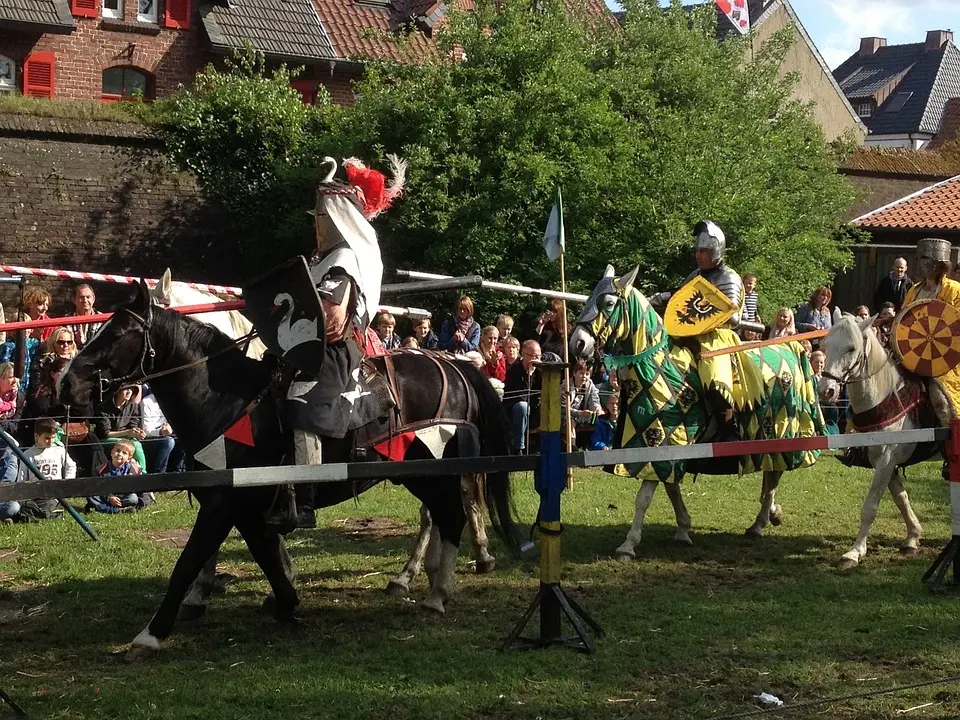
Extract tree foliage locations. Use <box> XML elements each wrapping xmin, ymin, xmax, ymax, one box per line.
<box><xmin>158</xmin><ymin>0</ymin><xmax>856</xmax><ymax>324</ymax></box>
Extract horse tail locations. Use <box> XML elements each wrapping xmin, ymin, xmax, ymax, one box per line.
<box><xmin>458</xmin><ymin>363</ymin><xmax>524</xmax><ymax>558</ymax></box>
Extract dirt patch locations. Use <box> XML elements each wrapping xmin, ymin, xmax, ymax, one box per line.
<box><xmin>0</xmin><ymin>591</ymin><xmax>44</xmax><ymax>625</ymax></box>
<box><xmin>0</xmin><ymin>550</ymin><xmax>19</xmax><ymax>564</ymax></box>
<box><xmin>335</xmin><ymin>517</ymin><xmax>411</xmax><ymax>541</ymax></box>
<box><xmin>146</xmin><ymin>529</ymin><xmax>192</xmax><ymax>548</ymax></box>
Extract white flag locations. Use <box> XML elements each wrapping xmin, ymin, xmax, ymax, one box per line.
<box><xmin>543</xmin><ymin>188</ymin><xmax>565</xmax><ymax>262</ymax></box>
<box><xmin>716</xmin><ymin>0</ymin><xmax>750</xmax><ymax>35</ymax></box>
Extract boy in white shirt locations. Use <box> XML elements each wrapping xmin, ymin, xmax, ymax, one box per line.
<box><xmin>17</xmin><ymin>417</ymin><xmax>77</xmax><ymax>518</ymax></box>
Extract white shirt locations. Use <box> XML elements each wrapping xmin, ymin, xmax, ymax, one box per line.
<box><xmin>141</xmin><ymin>392</ymin><xmax>168</xmax><ymax>437</ymax></box>
<box><xmin>18</xmin><ymin>445</ymin><xmax>77</xmax><ymax>482</ymax></box>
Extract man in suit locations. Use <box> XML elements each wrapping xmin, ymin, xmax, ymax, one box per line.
<box><xmin>873</xmin><ymin>257</ymin><xmax>911</xmax><ymax>312</ymax></box>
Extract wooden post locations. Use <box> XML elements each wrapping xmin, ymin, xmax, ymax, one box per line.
<box><xmin>559</xmin><ymin>253</ymin><xmax>574</xmax><ymax>491</ymax></box>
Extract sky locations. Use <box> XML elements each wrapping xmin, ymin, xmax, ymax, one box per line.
<box><xmin>630</xmin><ymin>1</ymin><xmax>960</xmax><ymax>71</ymax></box>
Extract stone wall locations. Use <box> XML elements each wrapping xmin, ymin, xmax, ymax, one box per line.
<box><xmin>0</xmin><ymin>113</ymin><xmax>235</xmax><ymax>317</ymax></box>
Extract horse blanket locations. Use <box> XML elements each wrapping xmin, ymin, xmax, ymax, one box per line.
<box><xmin>609</xmin><ymin>314</ymin><xmax>823</xmax><ymax>482</ymax></box>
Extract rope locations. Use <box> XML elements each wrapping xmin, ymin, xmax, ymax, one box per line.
<box><xmin>702</xmin><ymin>674</ymin><xmax>960</xmax><ymax>720</ymax></box>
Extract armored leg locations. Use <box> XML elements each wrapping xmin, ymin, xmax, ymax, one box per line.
<box><xmin>265</xmin><ymin>429</ymin><xmax>320</xmax><ymax>533</ymax></box>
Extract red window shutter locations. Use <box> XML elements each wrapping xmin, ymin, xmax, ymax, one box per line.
<box><xmin>290</xmin><ymin>80</ymin><xmax>314</xmax><ymax>105</ymax></box>
<box><xmin>164</xmin><ymin>0</ymin><xmax>191</xmax><ymax>29</ymax></box>
<box><xmin>23</xmin><ymin>53</ymin><xmax>55</xmax><ymax>100</ymax></box>
<box><xmin>70</xmin><ymin>0</ymin><xmax>97</xmax><ymax>18</ymax></box>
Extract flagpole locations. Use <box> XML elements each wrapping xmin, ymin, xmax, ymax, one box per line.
<box><xmin>559</xmin><ymin>251</ymin><xmax>575</xmax><ymax>492</ymax></box>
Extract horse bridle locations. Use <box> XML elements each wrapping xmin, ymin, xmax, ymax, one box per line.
<box><xmin>821</xmin><ymin>334</ymin><xmax>889</xmax><ymax>385</ymax></box>
<box><xmin>95</xmin><ymin>305</ymin><xmax>157</xmax><ymax>398</ymax></box>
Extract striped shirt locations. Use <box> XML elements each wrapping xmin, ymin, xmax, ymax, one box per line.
<box><xmin>742</xmin><ymin>291</ymin><xmax>759</xmax><ymax>323</ymax></box>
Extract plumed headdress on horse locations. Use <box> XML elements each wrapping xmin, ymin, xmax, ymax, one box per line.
<box><xmin>308</xmin><ymin>154</ymin><xmax>407</xmax><ymax>327</ymax></box>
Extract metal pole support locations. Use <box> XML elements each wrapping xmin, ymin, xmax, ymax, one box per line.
<box><xmin>503</xmin><ymin>363</ymin><xmax>602</xmax><ymax>652</ymax></box>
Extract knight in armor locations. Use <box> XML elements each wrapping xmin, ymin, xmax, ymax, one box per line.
<box><xmin>903</xmin><ymin>238</ymin><xmax>960</xmax><ymax>426</ymax></box>
<box><xmin>652</xmin><ymin>220</ymin><xmax>744</xmax><ymax>326</ymax></box>
<box><xmin>263</xmin><ymin>155</ymin><xmax>405</xmax><ymax>532</ymax></box>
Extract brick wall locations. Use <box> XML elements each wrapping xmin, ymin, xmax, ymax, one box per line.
<box><xmin>841</xmin><ymin>172</ymin><xmax>944</xmax><ymax>221</ymax></box>
<box><xmin>0</xmin><ymin>114</ymin><xmax>236</xmax><ymax>316</ymax></box>
<box><xmin>2</xmin><ymin>5</ymin><xmax>207</xmax><ymax>101</ymax></box>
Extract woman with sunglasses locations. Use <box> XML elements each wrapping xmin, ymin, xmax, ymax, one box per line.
<box><xmin>21</xmin><ymin>328</ymin><xmax>106</xmax><ymax>476</ymax></box>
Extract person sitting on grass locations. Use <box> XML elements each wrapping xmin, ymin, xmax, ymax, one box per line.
<box><xmin>96</xmin><ymin>383</ymin><xmax>147</xmax><ymax>471</ymax></box>
<box><xmin>13</xmin><ymin>417</ymin><xmax>77</xmax><ymax>521</ymax></box>
<box><xmin>590</xmin><ymin>392</ymin><xmax>619</xmax><ymax>451</ymax></box>
<box><xmin>86</xmin><ymin>439</ymin><xmax>153</xmax><ymax>514</ymax></box>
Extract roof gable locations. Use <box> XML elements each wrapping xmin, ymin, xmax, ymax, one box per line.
<box><xmin>834</xmin><ymin>43</ymin><xmax>923</xmax><ymax>99</ymax></box>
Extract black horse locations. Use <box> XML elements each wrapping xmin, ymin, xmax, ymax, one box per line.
<box><xmin>59</xmin><ymin>280</ymin><xmax>523</xmax><ymax>660</ymax></box>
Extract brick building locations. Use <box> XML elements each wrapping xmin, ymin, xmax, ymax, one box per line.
<box><xmin>0</xmin><ymin>0</ymin><xmax>467</xmax><ymax>105</ymax></box>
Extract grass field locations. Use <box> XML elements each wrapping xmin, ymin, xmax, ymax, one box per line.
<box><xmin>2</xmin><ymin>456</ymin><xmax>960</xmax><ymax>720</ymax></box>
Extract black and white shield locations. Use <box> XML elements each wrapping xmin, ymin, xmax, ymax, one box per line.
<box><xmin>244</xmin><ymin>256</ymin><xmax>326</xmax><ymax>374</ymax></box>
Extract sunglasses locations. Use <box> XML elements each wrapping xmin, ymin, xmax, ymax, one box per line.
<box><xmin>56</xmin><ymin>339</ymin><xmax>75</xmax><ymax>346</ymax></box>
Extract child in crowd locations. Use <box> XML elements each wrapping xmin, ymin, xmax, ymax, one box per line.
<box><xmin>86</xmin><ymin>439</ymin><xmax>153</xmax><ymax>514</ymax></box>
<box><xmin>496</xmin><ymin>314</ymin><xmax>514</xmax><ymax>348</ymax></box>
<box><xmin>479</xmin><ymin>325</ymin><xmax>506</xmax><ymax>381</ymax></box>
<box><xmin>502</xmin><ymin>336</ymin><xmax>521</xmax><ymax>369</ymax></box>
<box><xmin>741</xmin><ymin>274</ymin><xmax>760</xmax><ymax>325</ymax></box>
<box><xmin>568</xmin><ymin>359</ymin><xmax>601</xmax><ymax>447</ymax></box>
<box><xmin>590</xmin><ymin>393</ymin><xmax>619</xmax><ymax>451</ymax></box>
<box><xmin>854</xmin><ymin>305</ymin><xmax>871</xmax><ymax>320</ymax></box>
<box><xmin>411</xmin><ymin>318</ymin><xmax>439</xmax><ymax>350</ymax></box>
<box><xmin>400</xmin><ymin>336</ymin><xmax>419</xmax><ymax>349</ymax></box>
<box><xmin>373</xmin><ymin>312</ymin><xmax>401</xmax><ymax>351</ymax></box>
<box><xmin>13</xmin><ymin>417</ymin><xmax>77</xmax><ymax>520</ymax></box>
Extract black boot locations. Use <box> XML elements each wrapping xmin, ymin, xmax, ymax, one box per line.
<box><xmin>292</xmin><ymin>483</ymin><xmax>316</xmax><ymax>530</ymax></box>
<box><xmin>264</xmin><ymin>485</ymin><xmax>304</xmax><ymax>534</ymax></box>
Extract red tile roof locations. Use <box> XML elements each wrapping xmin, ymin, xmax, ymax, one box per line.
<box><xmin>854</xmin><ymin>174</ymin><xmax>960</xmax><ymax>230</ymax></box>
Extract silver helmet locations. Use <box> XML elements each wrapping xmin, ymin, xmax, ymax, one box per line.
<box><xmin>693</xmin><ymin>220</ymin><xmax>726</xmax><ymax>264</ymax></box>
<box><xmin>915</xmin><ymin>237</ymin><xmax>953</xmax><ymax>279</ymax></box>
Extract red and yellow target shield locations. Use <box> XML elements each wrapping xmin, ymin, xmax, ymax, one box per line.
<box><xmin>892</xmin><ymin>299</ymin><xmax>960</xmax><ymax>377</ymax></box>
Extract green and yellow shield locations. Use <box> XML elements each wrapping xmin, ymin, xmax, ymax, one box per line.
<box><xmin>665</xmin><ymin>275</ymin><xmax>738</xmax><ymax>338</ymax></box>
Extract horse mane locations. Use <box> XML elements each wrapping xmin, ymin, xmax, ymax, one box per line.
<box><xmin>151</xmin><ymin>305</ymin><xmax>238</xmax><ymax>360</ymax></box>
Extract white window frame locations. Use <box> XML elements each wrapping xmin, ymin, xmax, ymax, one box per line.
<box><xmin>102</xmin><ymin>0</ymin><xmax>123</xmax><ymax>20</ymax></box>
<box><xmin>137</xmin><ymin>0</ymin><xmax>156</xmax><ymax>23</ymax></box>
<box><xmin>857</xmin><ymin>103</ymin><xmax>873</xmax><ymax>118</ymax></box>
<box><xmin>0</xmin><ymin>55</ymin><xmax>15</xmax><ymax>93</ymax></box>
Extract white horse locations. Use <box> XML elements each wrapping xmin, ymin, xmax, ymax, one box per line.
<box><xmin>819</xmin><ymin>314</ymin><xmax>949</xmax><ymax>569</ymax></box>
<box><xmin>152</xmin><ymin>270</ymin><xmax>494</xmax><ymax>614</ymax></box>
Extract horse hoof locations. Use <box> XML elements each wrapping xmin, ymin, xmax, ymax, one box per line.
<box><xmin>673</xmin><ymin>533</ymin><xmax>693</xmax><ymax>546</ymax></box>
<box><xmin>385</xmin><ymin>580</ymin><xmax>410</xmax><ymax>597</ymax></box>
<box><xmin>209</xmin><ymin>572</ymin><xmax>238</xmax><ymax>595</ymax></box>
<box><xmin>177</xmin><ymin>604</ymin><xmax>206</xmax><ymax>622</ymax></box>
<box><xmin>615</xmin><ymin>552</ymin><xmax>635</xmax><ymax>563</ymax></box>
<box><xmin>900</xmin><ymin>545</ymin><xmax>920</xmax><ymax>557</ymax></box>
<box><xmin>420</xmin><ymin>598</ymin><xmax>445</xmax><ymax>615</ymax></box>
<box><xmin>261</xmin><ymin>595</ymin><xmax>276</xmax><ymax>616</ymax></box>
<box><xmin>475</xmin><ymin>558</ymin><xmax>496</xmax><ymax>574</ymax></box>
<box><xmin>745</xmin><ymin>526</ymin><xmax>763</xmax><ymax>539</ymax></box>
<box><xmin>770</xmin><ymin>510</ymin><xmax>783</xmax><ymax>527</ymax></box>
<box><xmin>837</xmin><ymin>556</ymin><xmax>860</xmax><ymax>571</ymax></box>
<box><xmin>125</xmin><ymin>645</ymin><xmax>158</xmax><ymax>664</ymax></box>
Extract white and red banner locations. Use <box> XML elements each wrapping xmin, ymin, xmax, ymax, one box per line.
<box><xmin>716</xmin><ymin>0</ymin><xmax>750</xmax><ymax>35</ymax></box>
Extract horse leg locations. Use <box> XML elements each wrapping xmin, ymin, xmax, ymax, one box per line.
<box><xmin>615</xmin><ymin>480</ymin><xmax>658</xmax><ymax>560</ymax></box>
<box><xmin>233</xmin><ymin>519</ymin><xmax>300</xmax><ymax>623</ymax></box>
<box><xmin>746</xmin><ymin>471</ymin><xmax>783</xmax><ymax>538</ymax></box>
<box><xmin>179</xmin><ymin>552</ymin><xmax>219</xmax><ymax>622</ymax></box>
<box><xmin>663</xmin><ymin>481</ymin><xmax>692</xmax><ymax>545</ymax></box>
<box><xmin>887</xmin><ymin>473</ymin><xmax>922</xmax><ymax>555</ymax></box>
<box><xmin>840</xmin><ymin>457</ymin><xmax>897</xmax><ymax>570</ymax></box>
<box><xmin>386</xmin><ymin>504</ymin><xmax>432</xmax><ymax>597</ymax></box>
<box><xmin>406</xmin><ymin>478</ymin><xmax>465</xmax><ymax>615</ymax></box>
<box><xmin>461</xmin><ymin>473</ymin><xmax>495</xmax><ymax>573</ymax></box>
<box><xmin>128</xmin><ymin>504</ymin><xmax>234</xmax><ymax>662</ymax></box>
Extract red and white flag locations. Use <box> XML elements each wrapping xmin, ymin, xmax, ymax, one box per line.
<box><xmin>716</xmin><ymin>0</ymin><xmax>750</xmax><ymax>35</ymax></box>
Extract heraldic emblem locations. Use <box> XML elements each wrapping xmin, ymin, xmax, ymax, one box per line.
<box><xmin>891</xmin><ymin>298</ymin><xmax>960</xmax><ymax>378</ymax></box>
<box><xmin>665</xmin><ymin>275</ymin><xmax>738</xmax><ymax>337</ymax></box>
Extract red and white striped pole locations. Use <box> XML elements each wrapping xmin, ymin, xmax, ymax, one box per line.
<box><xmin>0</xmin><ymin>264</ymin><xmax>244</xmax><ymax>296</ymax></box>
<box><xmin>922</xmin><ymin>418</ymin><xmax>960</xmax><ymax>591</ymax></box>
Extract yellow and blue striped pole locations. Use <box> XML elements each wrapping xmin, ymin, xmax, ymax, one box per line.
<box><xmin>504</xmin><ymin>362</ymin><xmax>602</xmax><ymax>652</ymax></box>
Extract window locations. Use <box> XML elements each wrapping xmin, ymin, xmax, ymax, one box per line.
<box><xmin>858</xmin><ymin>103</ymin><xmax>873</xmax><ymax>118</ymax></box>
<box><xmin>102</xmin><ymin>0</ymin><xmax>122</xmax><ymax>18</ymax></box>
<box><xmin>138</xmin><ymin>0</ymin><xmax>156</xmax><ymax>22</ymax></box>
<box><xmin>0</xmin><ymin>55</ymin><xmax>15</xmax><ymax>93</ymax></box>
<box><xmin>887</xmin><ymin>92</ymin><xmax>913</xmax><ymax>113</ymax></box>
<box><xmin>101</xmin><ymin>67</ymin><xmax>151</xmax><ymax>102</ymax></box>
